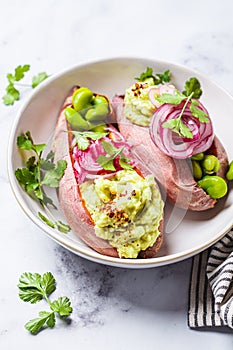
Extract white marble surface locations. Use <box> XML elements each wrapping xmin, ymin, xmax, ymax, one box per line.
<box><xmin>0</xmin><ymin>0</ymin><xmax>233</xmax><ymax>349</ymax></box>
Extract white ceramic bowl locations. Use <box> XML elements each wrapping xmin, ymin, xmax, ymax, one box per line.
<box><xmin>8</xmin><ymin>57</ymin><xmax>233</xmax><ymax>268</ymax></box>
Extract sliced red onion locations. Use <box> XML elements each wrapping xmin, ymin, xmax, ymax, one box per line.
<box><xmin>148</xmin><ymin>84</ymin><xmax>176</xmax><ymax>108</ymax></box>
<box><xmin>149</xmin><ymin>100</ymin><xmax>214</xmax><ymax>159</ymax></box>
<box><xmin>72</xmin><ymin>131</ymin><xmax>135</xmax><ymax>183</ymax></box>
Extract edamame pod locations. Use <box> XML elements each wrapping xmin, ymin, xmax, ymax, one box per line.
<box><xmin>198</xmin><ymin>175</ymin><xmax>228</xmax><ymax>199</ymax></box>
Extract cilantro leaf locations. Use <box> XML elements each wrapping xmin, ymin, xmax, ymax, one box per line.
<box><xmin>14</xmin><ymin>65</ymin><xmax>30</xmax><ymax>81</ymax></box>
<box><xmin>15</xmin><ymin>131</ymin><xmax>69</xmax><ymax>231</ymax></box>
<box><xmin>50</xmin><ymin>297</ymin><xmax>73</xmax><ymax>317</ymax></box>
<box><xmin>18</xmin><ymin>272</ymin><xmax>45</xmax><ymax>304</ymax></box>
<box><xmin>97</xmin><ymin>140</ymin><xmax>133</xmax><ymax>171</ymax></box>
<box><xmin>156</xmin><ymin>69</ymin><xmax>171</xmax><ymax>83</ymax></box>
<box><xmin>183</xmin><ymin>77</ymin><xmax>202</xmax><ymax>99</ymax></box>
<box><xmin>72</xmin><ymin>130</ymin><xmax>108</xmax><ymax>150</ymax></box>
<box><xmin>119</xmin><ymin>157</ymin><xmax>133</xmax><ymax>170</ymax></box>
<box><xmin>32</xmin><ymin>72</ymin><xmax>49</xmax><ymax>88</ymax></box>
<box><xmin>2</xmin><ymin>64</ymin><xmax>49</xmax><ymax>105</ymax></box>
<box><xmin>41</xmin><ymin>160</ymin><xmax>67</xmax><ymax>187</ymax></box>
<box><xmin>3</xmin><ymin>84</ymin><xmax>20</xmax><ymax>105</ymax></box>
<box><xmin>135</xmin><ymin>67</ymin><xmax>171</xmax><ymax>85</ymax></box>
<box><xmin>18</xmin><ymin>271</ymin><xmax>73</xmax><ymax>334</ymax></box>
<box><xmin>179</xmin><ymin>121</ymin><xmax>193</xmax><ymax>139</ymax></box>
<box><xmin>156</xmin><ymin>90</ymin><xmax>186</xmax><ymax>105</ymax></box>
<box><xmin>40</xmin><ymin>272</ymin><xmax>56</xmax><ymax>296</ymax></box>
<box><xmin>162</xmin><ymin>119</ymin><xmax>193</xmax><ymax>139</ymax></box>
<box><xmin>25</xmin><ymin>311</ymin><xmax>55</xmax><ymax>334</ymax></box>
<box><xmin>18</xmin><ymin>272</ymin><xmax>56</xmax><ymax>304</ymax></box>
<box><xmin>17</xmin><ymin>131</ymin><xmax>46</xmax><ymax>155</ymax></box>
<box><xmin>190</xmin><ymin>100</ymin><xmax>210</xmax><ymax>122</ymax></box>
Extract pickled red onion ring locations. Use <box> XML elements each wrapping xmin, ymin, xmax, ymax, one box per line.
<box><xmin>149</xmin><ymin>101</ymin><xmax>214</xmax><ymax>159</ymax></box>
<box><xmin>148</xmin><ymin>84</ymin><xmax>176</xmax><ymax>108</ymax></box>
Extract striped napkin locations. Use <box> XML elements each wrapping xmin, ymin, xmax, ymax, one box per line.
<box><xmin>188</xmin><ymin>229</ymin><xmax>233</xmax><ymax>329</ymax></box>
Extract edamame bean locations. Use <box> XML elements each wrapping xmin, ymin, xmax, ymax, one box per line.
<box><xmin>93</xmin><ymin>96</ymin><xmax>108</xmax><ymax>106</ymax></box>
<box><xmin>191</xmin><ymin>160</ymin><xmax>203</xmax><ymax>180</ymax></box>
<box><xmin>226</xmin><ymin>160</ymin><xmax>233</xmax><ymax>181</ymax></box>
<box><xmin>201</xmin><ymin>155</ymin><xmax>220</xmax><ymax>174</ymax></box>
<box><xmin>72</xmin><ymin>87</ymin><xmax>93</xmax><ymax>112</ymax></box>
<box><xmin>198</xmin><ymin>175</ymin><xmax>228</xmax><ymax>199</ymax></box>
<box><xmin>191</xmin><ymin>153</ymin><xmax>204</xmax><ymax>161</ymax></box>
<box><xmin>85</xmin><ymin>104</ymin><xmax>109</xmax><ymax>122</ymax></box>
<box><xmin>64</xmin><ymin>107</ymin><xmax>91</xmax><ymax>130</ymax></box>
<box><xmin>90</xmin><ymin>123</ymin><xmax>107</xmax><ymax>133</ymax></box>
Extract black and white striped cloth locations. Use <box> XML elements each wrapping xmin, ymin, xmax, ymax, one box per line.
<box><xmin>188</xmin><ymin>229</ymin><xmax>233</xmax><ymax>329</ymax></box>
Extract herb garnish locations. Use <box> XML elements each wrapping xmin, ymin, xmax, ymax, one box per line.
<box><xmin>72</xmin><ymin>130</ymin><xmax>108</xmax><ymax>150</ymax></box>
<box><xmin>2</xmin><ymin>65</ymin><xmax>49</xmax><ymax>105</ymax></box>
<box><xmin>156</xmin><ymin>77</ymin><xmax>209</xmax><ymax>138</ymax></box>
<box><xmin>18</xmin><ymin>272</ymin><xmax>73</xmax><ymax>334</ymax></box>
<box><xmin>97</xmin><ymin>140</ymin><xmax>133</xmax><ymax>171</ymax></box>
<box><xmin>15</xmin><ymin>131</ymin><xmax>70</xmax><ymax>233</ymax></box>
<box><xmin>135</xmin><ymin>67</ymin><xmax>171</xmax><ymax>85</ymax></box>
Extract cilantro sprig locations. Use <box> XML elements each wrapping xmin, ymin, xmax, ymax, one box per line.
<box><xmin>155</xmin><ymin>77</ymin><xmax>209</xmax><ymax>138</ymax></box>
<box><xmin>18</xmin><ymin>272</ymin><xmax>72</xmax><ymax>334</ymax></box>
<box><xmin>97</xmin><ymin>140</ymin><xmax>133</xmax><ymax>171</ymax></box>
<box><xmin>15</xmin><ymin>131</ymin><xmax>70</xmax><ymax>233</ymax></box>
<box><xmin>72</xmin><ymin>130</ymin><xmax>108</xmax><ymax>150</ymax></box>
<box><xmin>135</xmin><ymin>67</ymin><xmax>171</xmax><ymax>85</ymax></box>
<box><xmin>2</xmin><ymin>65</ymin><xmax>49</xmax><ymax>105</ymax></box>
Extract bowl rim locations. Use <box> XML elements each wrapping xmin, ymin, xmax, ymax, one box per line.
<box><xmin>7</xmin><ymin>56</ymin><xmax>233</xmax><ymax>268</ymax></box>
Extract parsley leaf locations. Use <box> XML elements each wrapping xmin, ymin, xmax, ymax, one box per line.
<box><xmin>72</xmin><ymin>130</ymin><xmax>108</xmax><ymax>150</ymax></box>
<box><xmin>32</xmin><ymin>72</ymin><xmax>49</xmax><ymax>88</ymax></box>
<box><xmin>15</xmin><ymin>131</ymin><xmax>70</xmax><ymax>232</ymax></box>
<box><xmin>183</xmin><ymin>77</ymin><xmax>202</xmax><ymax>99</ymax></box>
<box><xmin>135</xmin><ymin>67</ymin><xmax>171</xmax><ymax>85</ymax></box>
<box><xmin>97</xmin><ymin>140</ymin><xmax>133</xmax><ymax>171</ymax></box>
<box><xmin>18</xmin><ymin>272</ymin><xmax>72</xmax><ymax>335</ymax></box>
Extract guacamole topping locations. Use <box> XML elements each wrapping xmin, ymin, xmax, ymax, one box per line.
<box><xmin>124</xmin><ymin>78</ymin><xmax>155</xmax><ymax>127</ymax></box>
<box><xmin>79</xmin><ymin>170</ymin><xmax>163</xmax><ymax>258</ymax></box>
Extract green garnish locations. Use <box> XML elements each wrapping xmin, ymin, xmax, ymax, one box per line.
<box><xmin>155</xmin><ymin>77</ymin><xmax>209</xmax><ymax>138</ymax></box>
<box><xmin>15</xmin><ymin>131</ymin><xmax>70</xmax><ymax>233</ymax></box>
<box><xmin>135</xmin><ymin>67</ymin><xmax>171</xmax><ymax>85</ymax></box>
<box><xmin>18</xmin><ymin>272</ymin><xmax>72</xmax><ymax>334</ymax></box>
<box><xmin>32</xmin><ymin>72</ymin><xmax>49</xmax><ymax>88</ymax></box>
<box><xmin>72</xmin><ymin>130</ymin><xmax>108</xmax><ymax>150</ymax></box>
<box><xmin>2</xmin><ymin>65</ymin><xmax>49</xmax><ymax>105</ymax></box>
<box><xmin>97</xmin><ymin>140</ymin><xmax>133</xmax><ymax>171</ymax></box>
<box><xmin>182</xmin><ymin>77</ymin><xmax>202</xmax><ymax>99</ymax></box>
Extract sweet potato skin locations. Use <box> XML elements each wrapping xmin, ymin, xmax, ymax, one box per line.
<box><xmin>112</xmin><ymin>95</ymin><xmax>229</xmax><ymax>211</ymax></box>
<box><xmin>52</xmin><ymin>88</ymin><xmax>164</xmax><ymax>258</ymax></box>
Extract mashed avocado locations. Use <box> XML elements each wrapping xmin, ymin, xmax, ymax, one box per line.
<box><xmin>124</xmin><ymin>78</ymin><xmax>155</xmax><ymax>127</ymax></box>
<box><xmin>79</xmin><ymin>170</ymin><xmax>164</xmax><ymax>258</ymax></box>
